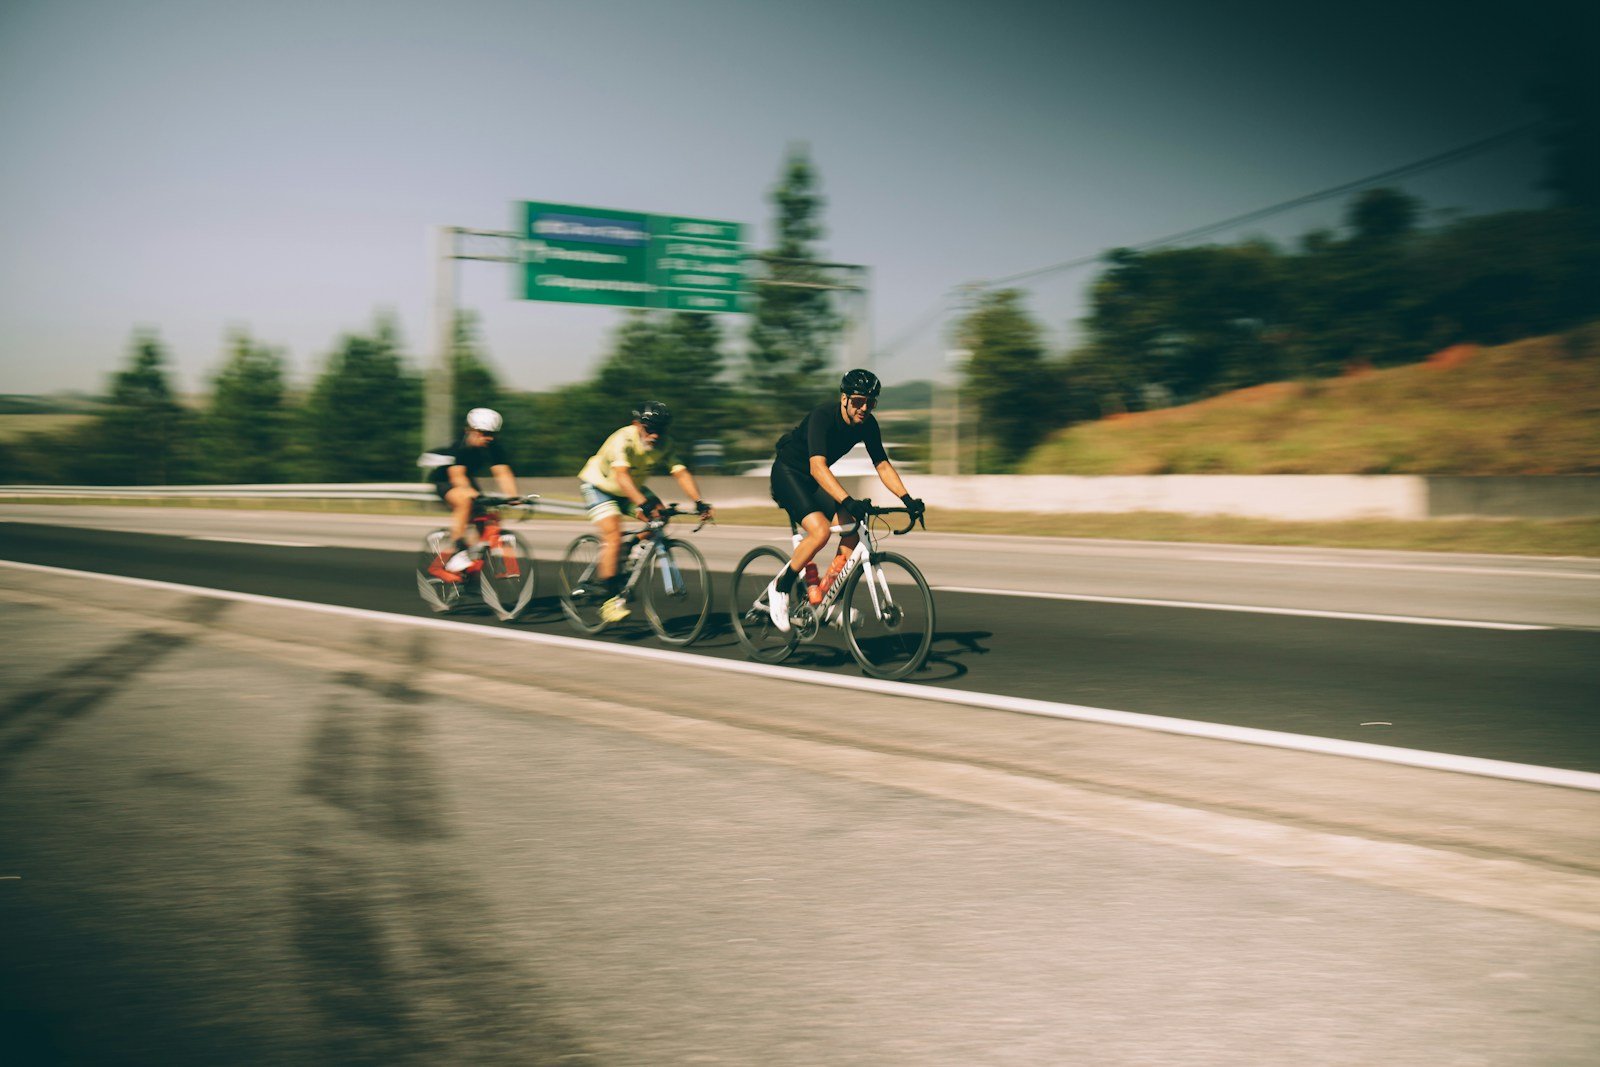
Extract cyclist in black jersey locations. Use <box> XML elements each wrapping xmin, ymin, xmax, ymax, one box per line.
<box><xmin>765</xmin><ymin>368</ymin><xmax>925</xmax><ymax>631</ymax></box>
<box><xmin>419</xmin><ymin>407</ymin><xmax>524</xmax><ymax>573</ymax></box>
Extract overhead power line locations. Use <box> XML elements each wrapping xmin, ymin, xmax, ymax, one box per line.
<box><xmin>874</xmin><ymin>122</ymin><xmax>1543</xmax><ymax>365</ymax></box>
<box><xmin>984</xmin><ymin>123</ymin><xmax>1543</xmax><ymax>287</ymax></box>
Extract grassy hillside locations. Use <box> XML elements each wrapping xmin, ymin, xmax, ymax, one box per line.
<box><xmin>0</xmin><ymin>414</ymin><xmax>95</xmax><ymax>443</ymax></box>
<box><xmin>1020</xmin><ymin>328</ymin><xmax>1600</xmax><ymax>475</ymax></box>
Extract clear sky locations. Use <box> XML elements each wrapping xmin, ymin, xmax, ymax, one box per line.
<box><xmin>0</xmin><ymin>0</ymin><xmax>1583</xmax><ymax>396</ymax></box>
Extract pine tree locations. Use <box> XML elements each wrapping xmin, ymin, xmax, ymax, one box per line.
<box><xmin>79</xmin><ymin>331</ymin><xmax>194</xmax><ymax>484</ymax></box>
<box><xmin>204</xmin><ymin>331</ymin><xmax>290</xmax><ymax>483</ymax></box>
<box><xmin>747</xmin><ymin>146</ymin><xmax>842</xmax><ymax>421</ymax></box>
<box><xmin>303</xmin><ymin>315</ymin><xmax>422</xmax><ymax>481</ymax></box>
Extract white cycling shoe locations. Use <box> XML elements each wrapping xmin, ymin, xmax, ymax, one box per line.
<box><xmin>766</xmin><ymin>580</ymin><xmax>791</xmax><ymax>632</ymax></box>
<box><xmin>444</xmin><ymin>549</ymin><xmax>473</xmax><ymax>573</ymax></box>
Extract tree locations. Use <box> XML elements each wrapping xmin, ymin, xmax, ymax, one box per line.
<box><xmin>450</xmin><ymin>309</ymin><xmax>503</xmax><ymax>426</ymax></box>
<box><xmin>1085</xmin><ymin>243</ymin><xmax>1291</xmax><ymax>405</ymax></box>
<box><xmin>516</xmin><ymin>382</ymin><xmax>613</xmax><ymax>476</ymax></box>
<box><xmin>302</xmin><ymin>315</ymin><xmax>422</xmax><ymax>481</ymax></box>
<box><xmin>591</xmin><ymin>309</ymin><xmax>733</xmax><ymax>457</ymax></box>
<box><xmin>746</xmin><ymin>145</ymin><xmax>843</xmax><ymax>421</ymax></box>
<box><xmin>957</xmin><ymin>289</ymin><xmax>1058</xmax><ymax>468</ymax></box>
<box><xmin>1296</xmin><ymin>188</ymin><xmax>1426</xmax><ymax>370</ymax></box>
<box><xmin>75</xmin><ymin>330</ymin><xmax>195</xmax><ymax>484</ymax></box>
<box><xmin>202</xmin><ymin>331</ymin><xmax>291</xmax><ymax>483</ymax></box>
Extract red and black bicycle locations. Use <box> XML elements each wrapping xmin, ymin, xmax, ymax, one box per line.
<box><xmin>415</xmin><ymin>494</ymin><xmax>539</xmax><ymax>620</ymax></box>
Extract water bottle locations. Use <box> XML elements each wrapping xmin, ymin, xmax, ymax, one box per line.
<box><xmin>628</xmin><ymin>538</ymin><xmax>649</xmax><ymax>567</ymax></box>
<box><xmin>817</xmin><ymin>552</ymin><xmax>847</xmax><ymax>599</ymax></box>
<box><xmin>804</xmin><ymin>561</ymin><xmax>821</xmax><ymax>605</ymax></box>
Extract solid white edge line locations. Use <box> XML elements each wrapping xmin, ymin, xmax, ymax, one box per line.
<box><xmin>932</xmin><ymin>586</ymin><xmax>1552</xmax><ymax>631</ymax></box>
<box><xmin>3</xmin><ymin>557</ymin><xmax>1596</xmax><ymax>793</ymax></box>
<box><xmin>188</xmin><ymin>536</ymin><xmax>318</xmax><ymax>548</ymax></box>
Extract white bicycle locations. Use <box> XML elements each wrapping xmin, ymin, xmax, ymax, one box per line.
<box><xmin>729</xmin><ymin>505</ymin><xmax>934</xmax><ymax>680</ymax></box>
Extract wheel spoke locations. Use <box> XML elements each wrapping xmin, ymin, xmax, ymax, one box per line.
<box><xmin>844</xmin><ymin>553</ymin><xmax>934</xmax><ymax>679</ymax></box>
<box><xmin>729</xmin><ymin>546</ymin><xmax>797</xmax><ymax>663</ymax></box>
<box><xmin>643</xmin><ymin>539</ymin><xmax>712</xmax><ymax>645</ymax></box>
<box><xmin>558</xmin><ymin>535</ymin><xmax>610</xmax><ymax>634</ymax></box>
<box><xmin>480</xmin><ymin>532</ymin><xmax>536</xmax><ymax>620</ymax></box>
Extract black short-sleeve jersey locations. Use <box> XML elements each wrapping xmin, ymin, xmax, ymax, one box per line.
<box><xmin>773</xmin><ymin>400</ymin><xmax>888</xmax><ymax>473</ymax></box>
<box><xmin>422</xmin><ymin>436</ymin><xmax>509</xmax><ymax>486</ymax></box>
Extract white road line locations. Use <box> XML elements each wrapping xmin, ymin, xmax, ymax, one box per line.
<box><xmin>932</xmin><ymin>586</ymin><xmax>1551</xmax><ymax>631</ymax></box>
<box><xmin>1181</xmin><ymin>553</ymin><xmax>1600</xmax><ymax>580</ymax></box>
<box><xmin>3</xmin><ymin>558</ymin><xmax>1595</xmax><ymax>792</ymax></box>
<box><xmin>187</xmin><ymin>536</ymin><xmax>318</xmax><ymax>548</ymax></box>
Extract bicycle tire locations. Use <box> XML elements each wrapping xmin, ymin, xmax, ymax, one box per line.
<box><xmin>479</xmin><ymin>529</ymin><xmax>537</xmax><ymax>621</ymax></box>
<box><xmin>641</xmin><ymin>537</ymin><xmax>712</xmax><ymax>646</ymax></box>
<box><xmin>841</xmin><ymin>550</ymin><xmax>935</xmax><ymax>680</ymax></box>
<box><xmin>557</xmin><ymin>533</ymin><xmax>610</xmax><ymax>634</ymax></box>
<box><xmin>415</xmin><ymin>528</ymin><xmax>469</xmax><ymax>614</ymax></box>
<box><xmin>728</xmin><ymin>545</ymin><xmax>798</xmax><ymax>663</ymax></box>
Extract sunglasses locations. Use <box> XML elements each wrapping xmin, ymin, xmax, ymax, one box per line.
<box><xmin>846</xmin><ymin>395</ymin><xmax>877</xmax><ymax>410</ymax></box>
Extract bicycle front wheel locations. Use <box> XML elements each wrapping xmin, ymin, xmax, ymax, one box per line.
<box><xmin>558</xmin><ymin>534</ymin><xmax>609</xmax><ymax>634</ymax></box>
<box><xmin>415</xmin><ymin>529</ymin><xmax>468</xmax><ymax>613</ymax></box>
<box><xmin>642</xmin><ymin>537</ymin><xmax>712</xmax><ymax>646</ymax></box>
<box><xmin>728</xmin><ymin>545</ymin><xmax>798</xmax><ymax>663</ymax></box>
<box><xmin>841</xmin><ymin>551</ymin><xmax>935</xmax><ymax>680</ymax></box>
<box><xmin>479</xmin><ymin>530</ymin><xmax>537</xmax><ymax>621</ymax></box>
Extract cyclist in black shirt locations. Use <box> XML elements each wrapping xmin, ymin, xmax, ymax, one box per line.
<box><xmin>765</xmin><ymin>368</ymin><xmax>925</xmax><ymax>631</ymax></box>
<box><xmin>419</xmin><ymin>407</ymin><xmax>524</xmax><ymax>573</ymax></box>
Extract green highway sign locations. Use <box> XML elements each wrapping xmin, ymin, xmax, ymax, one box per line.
<box><xmin>520</xmin><ymin>202</ymin><xmax>748</xmax><ymax>312</ymax></box>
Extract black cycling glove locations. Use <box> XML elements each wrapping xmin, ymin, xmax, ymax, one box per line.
<box><xmin>900</xmin><ymin>494</ymin><xmax>926</xmax><ymax>518</ymax></box>
<box><xmin>695</xmin><ymin>500</ymin><xmax>713</xmax><ymax>516</ymax></box>
<box><xmin>840</xmin><ymin>496</ymin><xmax>872</xmax><ymax>523</ymax></box>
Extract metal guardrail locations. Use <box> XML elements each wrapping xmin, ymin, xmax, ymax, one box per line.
<box><xmin>0</xmin><ymin>483</ymin><xmax>591</xmax><ymax>515</ymax></box>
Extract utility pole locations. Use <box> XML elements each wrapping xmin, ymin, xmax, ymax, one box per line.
<box><xmin>938</xmin><ymin>283</ymin><xmax>984</xmax><ymax>476</ymax></box>
<box><xmin>937</xmin><ymin>347</ymin><xmax>970</xmax><ymax>475</ymax></box>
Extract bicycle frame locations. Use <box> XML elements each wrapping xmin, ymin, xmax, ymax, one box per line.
<box><xmin>582</xmin><ymin>507</ymin><xmax>705</xmax><ymax>598</ymax></box>
<box><xmin>793</xmin><ymin>511</ymin><xmax>908</xmax><ymax>630</ymax></box>
<box><xmin>805</xmin><ymin>531</ymin><xmax>869</xmax><ymax>621</ymax></box>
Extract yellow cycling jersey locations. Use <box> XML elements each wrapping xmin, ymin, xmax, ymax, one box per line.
<box><xmin>577</xmin><ymin>424</ymin><xmax>686</xmax><ymax>497</ymax></box>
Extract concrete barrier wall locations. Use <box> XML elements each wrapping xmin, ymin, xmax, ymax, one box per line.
<box><xmin>898</xmin><ymin>475</ymin><xmax>1431</xmax><ymax>521</ymax></box>
<box><xmin>532</xmin><ymin>474</ymin><xmax>1597</xmax><ymax>522</ymax></box>
<box><xmin>1425</xmin><ymin>476</ymin><xmax>1600</xmax><ymax>519</ymax></box>
<box><xmin>11</xmin><ymin>474</ymin><xmax>1595</xmax><ymax>520</ymax></box>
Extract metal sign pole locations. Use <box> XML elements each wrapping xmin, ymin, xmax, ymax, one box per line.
<box><xmin>425</xmin><ymin>226</ymin><xmax>457</xmax><ymax>450</ymax></box>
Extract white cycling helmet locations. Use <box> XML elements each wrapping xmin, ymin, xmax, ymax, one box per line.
<box><xmin>465</xmin><ymin>407</ymin><xmax>503</xmax><ymax>433</ymax></box>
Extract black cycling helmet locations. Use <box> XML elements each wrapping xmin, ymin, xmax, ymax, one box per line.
<box><xmin>839</xmin><ymin>368</ymin><xmax>881</xmax><ymax>399</ymax></box>
<box><xmin>633</xmin><ymin>400</ymin><xmax>672</xmax><ymax>433</ymax></box>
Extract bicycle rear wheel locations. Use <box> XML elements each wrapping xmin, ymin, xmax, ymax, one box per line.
<box><xmin>558</xmin><ymin>534</ymin><xmax>610</xmax><ymax>634</ymax></box>
<box><xmin>641</xmin><ymin>537</ymin><xmax>712</xmax><ymax>646</ymax></box>
<box><xmin>479</xmin><ymin>530</ymin><xmax>537</xmax><ymax>621</ymax></box>
<box><xmin>841</xmin><ymin>551</ymin><xmax>934</xmax><ymax>680</ymax></box>
<box><xmin>728</xmin><ymin>545</ymin><xmax>798</xmax><ymax>663</ymax></box>
<box><xmin>415</xmin><ymin>529</ymin><xmax>468</xmax><ymax>614</ymax></box>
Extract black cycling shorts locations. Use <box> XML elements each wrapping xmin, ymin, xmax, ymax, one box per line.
<box><xmin>433</xmin><ymin>479</ymin><xmax>482</xmax><ymax>505</ymax></box>
<box><xmin>770</xmin><ymin>463</ymin><xmax>844</xmax><ymax>526</ymax></box>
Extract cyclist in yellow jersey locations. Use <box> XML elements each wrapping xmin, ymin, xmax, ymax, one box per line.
<box><xmin>576</xmin><ymin>401</ymin><xmax>714</xmax><ymax>623</ymax></box>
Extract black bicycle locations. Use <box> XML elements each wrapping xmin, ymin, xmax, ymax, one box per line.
<box><xmin>557</xmin><ymin>504</ymin><xmax>714</xmax><ymax>645</ymax></box>
<box><xmin>729</xmin><ymin>505</ymin><xmax>934</xmax><ymax>680</ymax></box>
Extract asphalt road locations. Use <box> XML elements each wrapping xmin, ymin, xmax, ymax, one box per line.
<box><xmin>2</xmin><ymin>519</ymin><xmax>1597</xmax><ymax>773</ymax></box>
<box><xmin>1</xmin><ymin>588</ymin><xmax>1596</xmax><ymax>1066</ymax></box>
